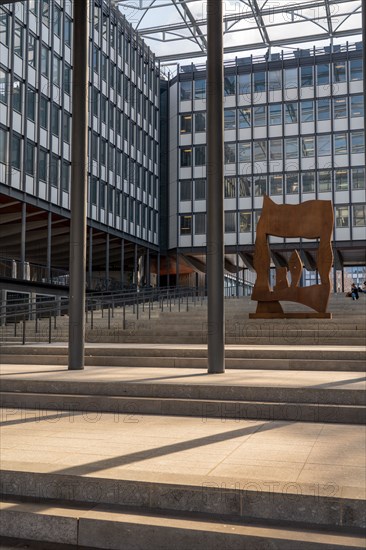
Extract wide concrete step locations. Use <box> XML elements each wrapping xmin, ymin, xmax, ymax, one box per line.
<box><xmin>1</xmin><ymin>391</ymin><xmax>363</xmax><ymax>423</ymax></box>
<box><xmin>1</xmin><ymin>353</ymin><xmax>365</xmax><ymax>372</ymax></box>
<box><xmin>1</xmin><ymin>499</ymin><xmax>364</xmax><ymax>550</ymax></box>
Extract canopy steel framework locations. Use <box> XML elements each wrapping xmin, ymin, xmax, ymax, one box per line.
<box><xmin>114</xmin><ymin>0</ymin><xmax>362</xmax><ymax>63</ymax></box>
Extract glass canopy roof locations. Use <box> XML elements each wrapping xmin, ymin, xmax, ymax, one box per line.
<box><xmin>114</xmin><ymin>0</ymin><xmax>363</xmax><ymax>66</ymax></box>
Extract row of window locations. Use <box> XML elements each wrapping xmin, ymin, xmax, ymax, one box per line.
<box><xmin>180</xmin><ymin>204</ymin><xmax>366</xmax><ymax>236</ymax></box>
<box><xmin>180</xmin><ymin>95</ymin><xmax>364</xmax><ymax>134</ymax></box>
<box><xmin>180</xmin><ymin>131</ymin><xmax>365</xmax><ymax>167</ymax></box>
<box><xmin>180</xmin><ymin>59</ymin><xmax>363</xmax><ymax>101</ymax></box>
<box><xmin>179</xmin><ymin>167</ymin><xmax>365</xmax><ymax>202</ymax></box>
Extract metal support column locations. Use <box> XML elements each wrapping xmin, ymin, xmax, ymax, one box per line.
<box><xmin>20</xmin><ymin>202</ymin><xmax>26</xmax><ymax>280</ymax></box>
<box><xmin>47</xmin><ymin>211</ymin><xmax>52</xmax><ymax>282</ymax></box>
<box><xmin>68</xmin><ymin>0</ymin><xmax>89</xmax><ymax>370</ymax></box>
<box><xmin>120</xmin><ymin>238</ymin><xmax>125</xmax><ymax>287</ymax></box>
<box><xmin>106</xmin><ymin>233</ymin><xmax>110</xmax><ymax>288</ymax></box>
<box><xmin>88</xmin><ymin>226</ymin><xmax>93</xmax><ymax>290</ymax></box>
<box><xmin>146</xmin><ymin>248</ymin><xmax>150</xmax><ymax>286</ymax></box>
<box><xmin>157</xmin><ymin>253</ymin><xmax>161</xmax><ymax>288</ymax></box>
<box><xmin>207</xmin><ymin>0</ymin><xmax>225</xmax><ymax>373</ymax></box>
<box><xmin>134</xmin><ymin>243</ymin><xmax>138</xmax><ymax>286</ymax></box>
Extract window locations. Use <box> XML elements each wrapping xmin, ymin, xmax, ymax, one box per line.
<box><xmin>254</xmin><ymin>176</ymin><xmax>267</xmax><ymax>196</ymax></box>
<box><xmin>91</xmin><ymin>177</ymin><xmax>97</xmax><ymax>205</ymax></box>
<box><xmin>224</xmin><ymin>109</ymin><xmax>236</xmax><ymax>130</ymax></box>
<box><xmin>270</xmin><ymin>139</ymin><xmax>282</xmax><ymax>160</ymax></box>
<box><xmin>180</xmin><ymin>180</ymin><xmax>192</xmax><ymax>201</ymax></box>
<box><xmin>52</xmin><ymin>105</ymin><xmax>59</xmax><ymax>135</ymax></box>
<box><xmin>351</xmin><ymin>131</ymin><xmax>365</xmax><ymax>154</ymax></box>
<box><xmin>285</xmin><ymin>137</ymin><xmax>298</xmax><ymax>159</ymax></box>
<box><xmin>254</xmin><ymin>140</ymin><xmax>267</xmax><ymax>162</ymax></box>
<box><xmin>41</xmin><ymin>45</ymin><xmax>49</xmax><ymax>77</ymax></box>
<box><xmin>284</xmin><ymin>67</ymin><xmax>297</xmax><ymax>89</ymax></box>
<box><xmin>29</xmin><ymin>0</ymin><xmax>38</xmax><ymax>16</ymax></box>
<box><xmin>53</xmin><ymin>5</ymin><xmax>61</xmax><ymax>36</ymax></box>
<box><xmin>333</xmin><ymin>61</ymin><xmax>346</xmax><ymax>82</ymax></box>
<box><xmin>101</xmin><ymin>53</ymin><xmax>108</xmax><ymax>81</ymax></box>
<box><xmin>334</xmin><ymin>133</ymin><xmax>348</xmax><ymax>155</ymax></box>
<box><xmin>334</xmin><ymin>97</ymin><xmax>347</xmax><ymax>119</ymax></box>
<box><xmin>194</xmin><ymin>79</ymin><xmax>206</xmax><ymax>99</ymax></box>
<box><xmin>180</xmin><ymin>81</ymin><xmax>192</xmax><ymax>101</ymax></box>
<box><xmin>108</xmin><ymin>187</ymin><xmax>114</xmax><ymax>213</ymax></box>
<box><xmin>270</xmin><ymin>174</ymin><xmax>283</xmax><ymax>195</ymax></box>
<box><xmin>195</xmin><ymin>113</ymin><xmax>206</xmax><ymax>132</ymax></box>
<box><xmin>254</xmin><ymin>105</ymin><xmax>266</xmax><ymax>126</ymax></box>
<box><xmin>335</xmin><ymin>169</ymin><xmax>348</xmax><ymax>191</ymax></box>
<box><xmin>180</xmin><ymin>114</ymin><xmax>192</xmax><ymax>134</ymax></box>
<box><xmin>301</xmin><ymin>66</ymin><xmax>313</xmax><ymax>87</ymax></box>
<box><xmin>42</xmin><ymin>0</ymin><xmax>50</xmax><ymax>27</ymax></box>
<box><xmin>63</xmin><ymin>112</ymin><xmax>70</xmax><ymax>143</ymax></box>
<box><xmin>0</xmin><ymin>13</ymin><xmax>9</xmax><ymax>46</ymax></box>
<box><xmin>269</xmin><ymin>70</ymin><xmax>282</xmax><ymax>91</ymax></box>
<box><xmin>62</xmin><ymin>163</ymin><xmax>70</xmax><ymax>192</ymax></box>
<box><xmin>350</xmin><ymin>95</ymin><xmax>364</xmax><ymax>118</ymax></box>
<box><xmin>180</xmin><ymin>215</ymin><xmax>192</xmax><ymax>235</ymax></box>
<box><xmin>99</xmin><ymin>184</ymin><xmax>106</xmax><ymax>209</ymax></box>
<box><xmin>100</xmin><ymin>140</ymin><xmax>106</xmax><ymax>166</ymax></box>
<box><xmin>25</xmin><ymin>141</ymin><xmax>34</xmax><ymax>176</ymax></box>
<box><xmin>224</xmin><ymin>143</ymin><xmax>236</xmax><ymax>164</ymax></box>
<box><xmin>39</xmin><ymin>149</ymin><xmax>47</xmax><ymax>181</ymax></box>
<box><xmin>224</xmin><ymin>176</ymin><xmax>236</xmax><ymax>198</ymax></box>
<box><xmin>28</xmin><ymin>34</ymin><xmax>37</xmax><ymax>68</ymax></box>
<box><xmin>225</xmin><ymin>212</ymin><xmax>236</xmax><ymax>233</ymax></box>
<box><xmin>101</xmin><ymin>96</ymin><xmax>107</xmax><ymax>124</ymax></box>
<box><xmin>285</xmin><ymin>102</ymin><xmax>298</xmax><ymax>124</ymax></box>
<box><xmin>253</xmin><ymin>71</ymin><xmax>265</xmax><ymax>92</ymax></box>
<box><xmin>335</xmin><ymin>206</ymin><xmax>349</xmax><ymax>227</ymax></box>
<box><xmin>195</xmin><ymin>179</ymin><xmax>206</xmax><ymax>200</ymax></box>
<box><xmin>11</xmin><ymin>134</ymin><xmax>21</xmax><ymax>169</ymax></box>
<box><xmin>50</xmin><ymin>154</ymin><xmax>59</xmax><ymax>187</ymax></box>
<box><xmin>317</xmin><ymin>98</ymin><xmax>330</xmax><ymax>120</ymax></box>
<box><xmin>239</xmin><ymin>212</ymin><xmax>251</xmax><ymax>232</ymax></box>
<box><xmin>352</xmin><ymin>167</ymin><xmax>365</xmax><ymax>189</ymax></box>
<box><xmin>286</xmin><ymin>173</ymin><xmax>299</xmax><ymax>194</ymax></box>
<box><xmin>301</xmin><ymin>100</ymin><xmax>314</xmax><ymax>122</ymax></box>
<box><xmin>14</xmin><ymin>21</ymin><xmax>23</xmax><ymax>57</ymax></box>
<box><xmin>302</xmin><ymin>172</ymin><xmax>315</xmax><ymax>193</ymax></box>
<box><xmin>224</xmin><ymin>75</ymin><xmax>235</xmax><ymax>96</ymax></box>
<box><xmin>195</xmin><ymin>145</ymin><xmax>206</xmax><ymax>166</ymax></box>
<box><xmin>181</xmin><ymin>148</ymin><xmax>192</xmax><ymax>167</ymax></box>
<box><xmin>317</xmin><ymin>64</ymin><xmax>329</xmax><ymax>86</ymax></box>
<box><xmin>64</xmin><ymin>16</ymin><xmax>72</xmax><ymax>47</ymax></box>
<box><xmin>64</xmin><ymin>65</ymin><xmax>71</xmax><ymax>95</ymax></box>
<box><xmin>238</xmin><ymin>176</ymin><xmax>251</xmax><ymax>197</ymax></box>
<box><xmin>318</xmin><ymin>170</ymin><xmax>332</xmax><ymax>192</ymax></box>
<box><xmin>353</xmin><ymin>205</ymin><xmax>366</xmax><ymax>226</ymax></box>
<box><xmin>350</xmin><ymin>59</ymin><xmax>362</xmax><ymax>81</ymax></box>
<box><xmin>269</xmin><ymin>104</ymin><xmax>281</xmax><ymax>125</ymax></box>
<box><xmin>238</xmin><ymin>142</ymin><xmax>251</xmax><ymax>163</ymax></box>
<box><xmin>53</xmin><ymin>55</ymin><xmax>61</xmax><ymax>86</ymax></box>
<box><xmin>0</xmin><ymin>128</ymin><xmax>6</xmax><ymax>164</ymax></box>
<box><xmin>40</xmin><ymin>96</ymin><xmax>48</xmax><ymax>128</ymax></box>
<box><xmin>317</xmin><ymin>134</ymin><xmax>331</xmax><ymax>156</ymax></box>
<box><xmin>93</xmin><ymin>45</ymin><xmax>99</xmax><ymax>73</ymax></box>
<box><xmin>27</xmin><ymin>88</ymin><xmax>36</xmax><ymax>122</ymax></box>
<box><xmin>195</xmin><ymin>213</ymin><xmax>206</xmax><ymax>235</ymax></box>
<box><xmin>12</xmin><ymin>80</ymin><xmax>22</xmax><ymax>113</ymax></box>
<box><xmin>0</xmin><ymin>69</ymin><xmax>8</xmax><ymax>104</ymax></box>
<box><xmin>238</xmin><ymin>73</ymin><xmax>251</xmax><ymax>95</ymax></box>
<box><xmin>301</xmin><ymin>137</ymin><xmax>314</xmax><ymax>157</ymax></box>
<box><xmin>238</xmin><ymin>107</ymin><xmax>251</xmax><ymax>128</ymax></box>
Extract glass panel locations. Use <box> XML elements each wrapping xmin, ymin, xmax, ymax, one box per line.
<box><xmin>270</xmin><ymin>139</ymin><xmax>282</xmax><ymax>160</ymax></box>
<box><xmin>269</xmin><ymin>70</ymin><xmax>282</xmax><ymax>91</ymax></box>
<box><xmin>284</xmin><ymin>67</ymin><xmax>297</xmax><ymax>89</ymax></box>
<box><xmin>301</xmin><ymin>137</ymin><xmax>314</xmax><ymax>157</ymax></box>
<box><xmin>253</xmin><ymin>71</ymin><xmax>265</xmax><ymax>92</ymax></box>
<box><xmin>180</xmin><ymin>180</ymin><xmax>191</xmax><ymax>201</ymax></box>
<box><xmin>180</xmin><ymin>215</ymin><xmax>192</xmax><ymax>235</ymax></box>
<box><xmin>195</xmin><ymin>113</ymin><xmax>206</xmax><ymax>132</ymax></box>
<box><xmin>238</xmin><ymin>142</ymin><xmax>252</xmax><ymax>162</ymax></box>
<box><xmin>317</xmin><ymin>64</ymin><xmax>329</xmax><ymax>85</ymax></box>
<box><xmin>285</xmin><ymin>137</ymin><xmax>298</xmax><ymax>159</ymax></box>
<box><xmin>286</xmin><ymin>173</ymin><xmax>299</xmax><ymax>194</ymax></box>
<box><xmin>301</xmin><ymin>66</ymin><xmax>313</xmax><ymax>87</ymax></box>
<box><xmin>14</xmin><ymin>22</ymin><xmax>23</xmax><ymax>57</ymax></box>
<box><xmin>270</xmin><ymin>174</ymin><xmax>283</xmax><ymax>195</ymax></box>
<box><xmin>26</xmin><ymin>142</ymin><xmax>34</xmax><ymax>176</ymax></box>
<box><xmin>238</xmin><ymin>73</ymin><xmax>251</xmax><ymax>95</ymax></box>
<box><xmin>180</xmin><ymin>81</ymin><xmax>192</xmax><ymax>100</ymax></box>
<box><xmin>0</xmin><ymin>13</ymin><xmax>8</xmax><ymax>46</ymax></box>
<box><xmin>352</xmin><ymin>167</ymin><xmax>365</xmax><ymax>189</ymax></box>
<box><xmin>27</xmin><ymin>88</ymin><xmax>35</xmax><ymax>121</ymax></box>
<box><xmin>351</xmin><ymin>131</ymin><xmax>365</xmax><ymax>154</ymax></box>
<box><xmin>28</xmin><ymin>34</ymin><xmax>37</xmax><ymax>68</ymax></box>
<box><xmin>301</xmin><ymin>100</ymin><xmax>314</xmax><ymax>122</ymax></box>
<box><xmin>239</xmin><ymin>212</ymin><xmax>251</xmax><ymax>232</ymax></box>
<box><xmin>350</xmin><ymin>59</ymin><xmax>363</xmax><ymax>81</ymax></box>
<box><xmin>224</xmin><ymin>75</ymin><xmax>236</xmax><ymax>96</ymax></box>
<box><xmin>317</xmin><ymin>134</ymin><xmax>331</xmax><ymax>156</ymax></box>
<box><xmin>335</xmin><ymin>169</ymin><xmax>348</xmax><ymax>190</ymax></box>
<box><xmin>238</xmin><ymin>176</ymin><xmax>251</xmax><ymax>197</ymax></box>
<box><xmin>317</xmin><ymin>98</ymin><xmax>330</xmax><ymax>120</ymax></box>
<box><xmin>224</xmin><ymin>143</ymin><xmax>236</xmax><ymax>164</ymax></box>
<box><xmin>285</xmin><ymin>102</ymin><xmax>298</xmax><ymax>124</ymax></box>
<box><xmin>238</xmin><ymin>107</ymin><xmax>251</xmax><ymax>128</ymax></box>
<box><xmin>11</xmin><ymin>134</ymin><xmax>21</xmax><ymax>169</ymax></box>
<box><xmin>333</xmin><ymin>61</ymin><xmax>346</xmax><ymax>82</ymax></box>
<box><xmin>195</xmin><ymin>213</ymin><xmax>206</xmax><ymax>235</ymax></box>
<box><xmin>195</xmin><ymin>179</ymin><xmax>206</xmax><ymax>200</ymax></box>
<box><xmin>194</xmin><ymin>146</ymin><xmax>206</xmax><ymax>166</ymax></box>
<box><xmin>41</xmin><ymin>45</ymin><xmax>49</xmax><ymax>76</ymax></box>
<box><xmin>224</xmin><ymin>212</ymin><xmax>236</xmax><ymax>232</ymax></box>
<box><xmin>224</xmin><ymin>109</ymin><xmax>236</xmax><ymax>130</ymax></box>
<box><xmin>350</xmin><ymin>95</ymin><xmax>364</xmax><ymax>117</ymax></box>
<box><xmin>269</xmin><ymin>103</ymin><xmax>281</xmax><ymax>125</ymax></box>
<box><xmin>253</xmin><ymin>105</ymin><xmax>266</xmax><ymax>126</ymax></box>
<box><xmin>334</xmin><ymin>133</ymin><xmax>348</xmax><ymax>155</ymax></box>
<box><xmin>353</xmin><ymin>205</ymin><xmax>366</xmax><ymax>226</ymax></box>
<box><xmin>254</xmin><ymin>141</ymin><xmax>267</xmax><ymax>161</ymax></box>
<box><xmin>254</xmin><ymin>176</ymin><xmax>267</xmax><ymax>196</ymax></box>
<box><xmin>224</xmin><ymin>176</ymin><xmax>236</xmax><ymax>198</ymax></box>
<box><xmin>333</xmin><ymin>97</ymin><xmax>347</xmax><ymax>119</ymax></box>
<box><xmin>318</xmin><ymin>170</ymin><xmax>332</xmax><ymax>192</ymax></box>
<box><xmin>194</xmin><ymin>79</ymin><xmax>206</xmax><ymax>99</ymax></box>
<box><xmin>302</xmin><ymin>172</ymin><xmax>315</xmax><ymax>193</ymax></box>
<box><xmin>12</xmin><ymin>80</ymin><xmax>22</xmax><ymax>113</ymax></box>
<box><xmin>180</xmin><ymin>148</ymin><xmax>192</xmax><ymax>167</ymax></box>
<box><xmin>180</xmin><ymin>114</ymin><xmax>192</xmax><ymax>133</ymax></box>
<box><xmin>0</xmin><ymin>128</ymin><xmax>6</xmax><ymax>164</ymax></box>
<box><xmin>335</xmin><ymin>206</ymin><xmax>349</xmax><ymax>227</ymax></box>
<box><xmin>0</xmin><ymin>69</ymin><xmax>7</xmax><ymax>104</ymax></box>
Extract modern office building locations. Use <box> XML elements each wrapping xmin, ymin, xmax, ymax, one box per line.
<box><xmin>0</xmin><ymin>0</ymin><xmax>364</xmax><ymax>296</ymax></box>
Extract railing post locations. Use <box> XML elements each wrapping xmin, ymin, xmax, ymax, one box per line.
<box><xmin>14</xmin><ymin>322</ymin><xmax>17</xmax><ymax>337</ymax></box>
<box><xmin>108</xmin><ymin>305</ymin><xmax>111</xmax><ymax>329</ymax></box>
<box><xmin>35</xmin><ymin>315</ymin><xmax>38</xmax><ymax>334</ymax></box>
<box><xmin>186</xmin><ymin>294</ymin><xmax>189</xmax><ymax>312</ymax></box>
<box><xmin>148</xmin><ymin>298</ymin><xmax>151</xmax><ymax>320</ymax></box>
<box><xmin>49</xmin><ymin>313</ymin><xmax>52</xmax><ymax>344</ymax></box>
<box><xmin>123</xmin><ymin>303</ymin><xmax>126</xmax><ymax>330</ymax></box>
<box><xmin>91</xmin><ymin>303</ymin><xmax>94</xmax><ymax>330</ymax></box>
<box><xmin>22</xmin><ymin>315</ymin><xmax>26</xmax><ymax>345</ymax></box>
<box><xmin>136</xmin><ymin>296</ymin><xmax>139</xmax><ymax>320</ymax></box>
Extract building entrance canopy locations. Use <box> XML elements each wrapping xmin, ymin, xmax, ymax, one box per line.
<box><xmin>114</xmin><ymin>0</ymin><xmax>362</xmax><ymax>65</ymax></box>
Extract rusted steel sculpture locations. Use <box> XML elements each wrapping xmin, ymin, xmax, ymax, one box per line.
<box><xmin>250</xmin><ymin>196</ymin><xmax>334</xmax><ymax>319</ymax></box>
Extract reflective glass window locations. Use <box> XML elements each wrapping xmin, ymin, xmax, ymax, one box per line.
<box><xmin>253</xmin><ymin>71</ymin><xmax>265</xmax><ymax>92</ymax></box>
<box><xmin>302</xmin><ymin>171</ymin><xmax>315</xmax><ymax>193</ymax></box>
<box><xmin>224</xmin><ymin>176</ymin><xmax>236</xmax><ymax>198</ymax></box>
<box><xmin>318</xmin><ymin>134</ymin><xmax>331</xmax><ymax>156</ymax></box>
<box><xmin>317</xmin><ymin>98</ymin><xmax>330</xmax><ymax>120</ymax></box>
<box><xmin>239</xmin><ymin>212</ymin><xmax>251</xmax><ymax>233</ymax></box>
<box><xmin>270</xmin><ymin>139</ymin><xmax>282</xmax><ymax>160</ymax></box>
<box><xmin>352</xmin><ymin>167</ymin><xmax>365</xmax><ymax>189</ymax></box>
<box><xmin>195</xmin><ymin>179</ymin><xmax>206</xmax><ymax>200</ymax></box>
<box><xmin>317</xmin><ymin>64</ymin><xmax>329</xmax><ymax>85</ymax></box>
<box><xmin>238</xmin><ymin>107</ymin><xmax>251</xmax><ymax>128</ymax></box>
<box><xmin>194</xmin><ymin>79</ymin><xmax>206</xmax><ymax>99</ymax></box>
<box><xmin>195</xmin><ymin>213</ymin><xmax>206</xmax><ymax>235</ymax></box>
<box><xmin>224</xmin><ymin>75</ymin><xmax>236</xmax><ymax>96</ymax></box>
<box><xmin>269</xmin><ymin>103</ymin><xmax>281</xmax><ymax>125</ymax></box>
<box><xmin>301</xmin><ymin>100</ymin><xmax>314</xmax><ymax>122</ymax></box>
<box><xmin>333</xmin><ymin>61</ymin><xmax>346</xmax><ymax>82</ymax></box>
<box><xmin>224</xmin><ymin>143</ymin><xmax>236</xmax><ymax>164</ymax></box>
<box><xmin>254</xmin><ymin>105</ymin><xmax>266</xmax><ymax>126</ymax></box>
<box><xmin>335</xmin><ymin>206</ymin><xmax>349</xmax><ymax>227</ymax></box>
<box><xmin>180</xmin><ymin>81</ymin><xmax>192</xmax><ymax>101</ymax></box>
<box><xmin>350</xmin><ymin>95</ymin><xmax>364</xmax><ymax>117</ymax></box>
<box><xmin>285</xmin><ymin>102</ymin><xmax>298</xmax><ymax>124</ymax></box>
<box><xmin>351</xmin><ymin>131</ymin><xmax>365</xmax><ymax>154</ymax></box>
<box><xmin>224</xmin><ymin>109</ymin><xmax>236</xmax><ymax>130</ymax></box>
<box><xmin>180</xmin><ymin>215</ymin><xmax>192</xmax><ymax>235</ymax></box>
<box><xmin>318</xmin><ymin>170</ymin><xmax>332</xmax><ymax>192</ymax></box>
<box><xmin>255</xmin><ymin>176</ymin><xmax>267</xmax><ymax>196</ymax></box>
<box><xmin>286</xmin><ymin>173</ymin><xmax>299</xmax><ymax>194</ymax></box>
<box><xmin>239</xmin><ymin>176</ymin><xmax>251</xmax><ymax>197</ymax></box>
<box><xmin>14</xmin><ymin>22</ymin><xmax>23</xmax><ymax>57</ymax></box>
<box><xmin>333</xmin><ymin>97</ymin><xmax>347</xmax><ymax>119</ymax></box>
<box><xmin>180</xmin><ymin>114</ymin><xmax>192</xmax><ymax>134</ymax></box>
<box><xmin>301</xmin><ymin>136</ymin><xmax>315</xmax><ymax>157</ymax></box>
<box><xmin>353</xmin><ymin>205</ymin><xmax>366</xmax><ymax>226</ymax></box>
<box><xmin>238</xmin><ymin>73</ymin><xmax>251</xmax><ymax>95</ymax></box>
<box><xmin>180</xmin><ymin>148</ymin><xmax>192</xmax><ymax>167</ymax></box>
<box><xmin>284</xmin><ymin>67</ymin><xmax>297</xmax><ymax>89</ymax></box>
<box><xmin>334</xmin><ymin>133</ymin><xmax>348</xmax><ymax>155</ymax></box>
<box><xmin>301</xmin><ymin>66</ymin><xmax>313</xmax><ymax>87</ymax></box>
<box><xmin>350</xmin><ymin>59</ymin><xmax>363</xmax><ymax>80</ymax></box>
<box><xmin>335</xmin><ymin>169</ymin><xmax>348</xmax><ymax>190</ymax></box>
<box><xmin>224</xmin><ymin>212</ymin><xmax>236</xmax><ymax>232</ymax></box>
<box><xmin>285</xmin><ymin>137</ymin><xmax>298</xmax><ymax>159</ymax></box>
<box><xmin>269</xmin><ymin>70</ymin><xmax>282</xmax><ymax>91</ymax></box>
<box><xmin>195</xmin><ymin>112</ymin><xmax>206</xmax><ymax>132</ymax></box>
<box><xmin>195</xmin><ymin>145</ymin><xmax>206</xmax><ymax>166</ymax></box>
<box><xmin>254</xmin><ymin>141</ymin><xmax>267</xmax><ymax>161</ymax></box>
<box><xmin>270</xmin><ymin>174</ymin><xmax>283</xmax><ymax>195</ymax></box>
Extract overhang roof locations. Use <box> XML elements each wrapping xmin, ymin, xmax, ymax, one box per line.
<box><xmin>114</xmin><ymin>0</ymin><xmax>362</xmax><ymax>65</ymax></box>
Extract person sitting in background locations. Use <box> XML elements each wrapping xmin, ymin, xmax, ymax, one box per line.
<box><xmin>351</xmin><ymin>283</ymin><xmax>359</xmax><ymax>300</ymax></box>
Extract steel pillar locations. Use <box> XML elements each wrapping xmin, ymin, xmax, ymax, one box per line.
<box><xmin>120</xmin><ymin>238</ymin><xmax>125</xmax><ymax>287</ymax></box>
<box><xmin>106</xmin><ymin>233</ymin><xmax>110</xmax><ymax>287</ymax></box>
<box><xmin>47</xmin><ymin>211</ymin><xmax>52</xmax><ymax>282</ymax></box>
<box><xmin>88</xmin><ymin>226</ymin><xmax>93</xmax><ymax>289</ymax></box>
<box><xmin>20</xmin><ymin>202</ymin><xmax>26</xmax><ymax>280</ymax></box>
<box><xmin>68</xmin><ymin>0</ymin><xmax>89</xmax><ymax>370</ymax></box>
<box><xmin>207</xmin><ymin>0</ymin><xmax>225</xmax><ymax>374</ymax></box>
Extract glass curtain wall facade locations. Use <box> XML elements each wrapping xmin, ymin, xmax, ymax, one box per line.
<box><xmin>0</xmin><ymin>0</ymin><xmax>160</xmax><ymax>250</ymax></box>
<box><xmin>171</xmin><ymin>44</ymin><xmax>365</xmax><ymax>264</ymax></box>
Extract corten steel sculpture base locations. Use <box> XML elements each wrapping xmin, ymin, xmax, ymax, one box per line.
<box><xmin>250</xmin><ymin>196</ymin><xmax>334</xmax><ymax>319</ymax></box>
